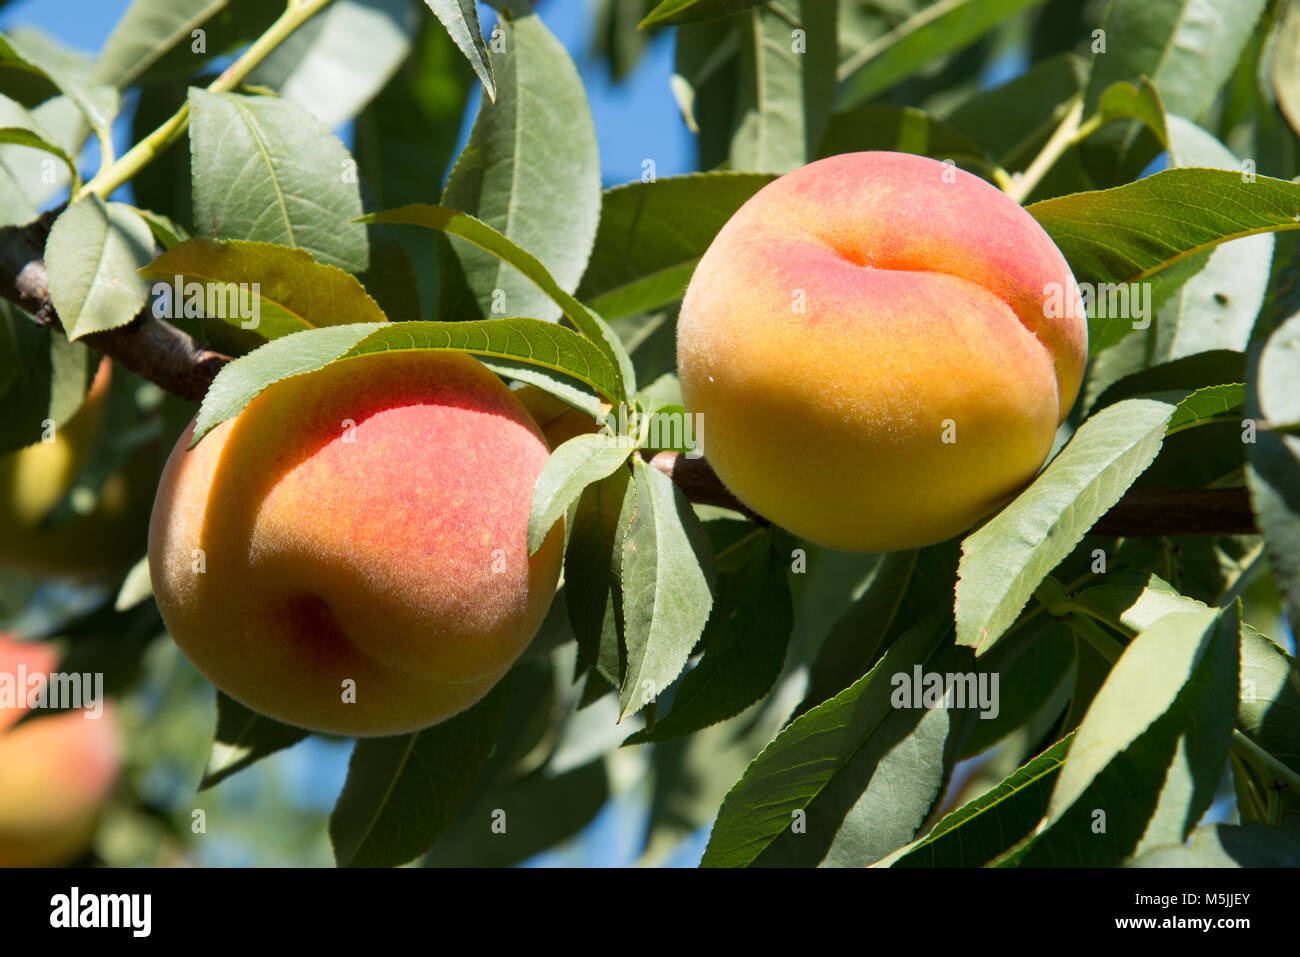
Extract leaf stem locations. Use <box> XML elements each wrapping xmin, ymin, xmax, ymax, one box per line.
<box><xmin>1232</xmin><ymin>729</ymin><xmax>1300</xmax><ymax>796</ymax></box>
<box><xmin>75</xmin><ymin>0</ymin><xmax>336</xmax><ymax>202</ymax></box>
<box><xmin>1004</xmin><ymin>94</ymin><xmax>1084</xmax><ymax>205</ymax></box>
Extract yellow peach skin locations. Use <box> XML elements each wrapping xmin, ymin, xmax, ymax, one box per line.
<box><xmin>0</xmin><ymin>638</ymin><xmax>121</xmax><ymax>867</ymax></box>
<box><xmin>0</xmin><ymin>360</ymin><xmax>154</xmax><ymax>579</ymax></box>
<box><xmin>677</xmin><ymin>151</ymin><xmax>1088</xmax><ymax>552</ymax></box>
<box><xmin>148</xmin><ymin>351</ymin><xmax>564</xmax><ymax>736</ymax></box>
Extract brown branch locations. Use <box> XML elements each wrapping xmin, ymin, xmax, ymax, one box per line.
<box><xmin>0</xmin><ymin>215</ymin><xmax>1261</xmax><ymax>537</ymax></box>
<box><xmin>0</xmin><ymin>214</ymin><xmax>230</xmax><ymax>403</ymax></box>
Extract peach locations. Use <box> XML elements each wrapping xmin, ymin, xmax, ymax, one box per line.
<box><xmin>0</xmin><ymin>638</ymin><xmax>121</xmax><ymax>867</ymax></box>
<box><xmin>676</xmin><ymin>151</ymin><xmax>1087</xmax><ymax>552</ymax></box>
<box><xmin>148</xmin><ymin>351</ymin><xmax>564</xmax><ymax>736</ymax></box>
<box><xmin>0</xmin><ymin>359</ymin><xmax>153</xmax><ymax>579</ymax></box>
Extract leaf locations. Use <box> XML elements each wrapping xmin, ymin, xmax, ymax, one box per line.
<box><xmin>1026</xmin><ymin>168</ymin><xmax>1300</xmax><ymax>354</ymax></box>
<box><xmin>730</xmin><ymin>1</ymin><xmax>837</xmax><ymax>174</ymax></box>
<box><xmin>670</xmin><ymin>16</ymin><xmax>740</xmax><ymax>169</ymax></box>
<box><xmin>574</xmin><ymin>172</ymin><xmax>774</xmax><ymax>320</ymax></box>
<box><xmin>820</xmin><ymin>104</ymin><xmax>991</xmax><ymax>167</ymax></box>
<box><xmin>192</xmin><ymin>318</ymin><xmax>624</xmax><ymax>445</ymax></box>
<box><xmin>797</xmin><ymin>539</ymin><xmax>961</xmax><ymax>717</ymax></box>
<box><xmin>1096</xmin><ymin>78</ymin><xmax>1167</xmax><ymax>146</ymax></box>
<box><xmin>565</xmin><ymin>469</ymin><xmax>630</xmax><ymax>686</ymax></box>
<box><xmin>527</xmin><ymin>432</ymin><xmax>633</xmax><ymax>554</ymax></box>
<box><xmin>1165</xmin><ymin>383</ymin><xmax>1244</xmax><ymax>432</ymax></box>
<box><xmin>360</xmin><ymin>204</ymin><xmax>631</xmax><ymax>400</ymax></box>
<box><xmin>1238</xmin><ymin>623</ymin><xmax>1300</xmax><ymax>777</ymax></box>
<box><xmin>838</xmin><ymin>0</ymin><xmax>1049</xmax><ymax>107</ymax></box>
<box><xmin>439</xmin><ymin>12</ymin><xmax>599</xmax><ymax>325</ymax></box>
<box><xmin>1272</xmin><ymin>0</ymin><xmax>1300</xmax><ymax>140</ymax></box>
<box><xmin>944</xmin><ymin>52</ymin><xmax>1085</xmax><ymax>166</ymax></box>
<box><xmin>0</xmin><ymin>301</ymin><xmax>93</xmax><ymax>457</ymax></box>
<box><xmin>423</xmin><ymin>0</ymin><xmax>496</xmax><ymax>102</ymax></box>
<box><xmin>1127</xmin><ymin>823</ymin><xmax>1300</xmax><ymax>867</ymax></box>
<box><xmin>140</xmin><ymin>239</ymin><xmax>389</xmax><ymax>345</ymax></box>
<box><xmin>329</xmin><ymin>680</ymin><xmax>509</xmax><ymax>867</ymax></box>
<box><xmin>1153</xmin><ymin>116</ymin><xmax>1275</xmax><ymax>361</ymax></box>
<box><xmin>424</xmin><ymin>760</ymin><xmax>609</xmax><ymax>866</ymax></box>
<box><xmin>639</xmin><ymin>0</ymin><xmax>762</xmax><ymax>29</ymax></box>
<box><xmin>113</xmin><ymin>555</ymin><xmax>153</xmax><ymax>612</ymax></box>
<box><xmin>187</xmin><ymin>88</ymin><xmax>418</xmax><ymax>324</ymax></box>
<box><xmin>1089</xmin><ymin>349</ymin><xmax>1245</xmax><ymax>414</ymax></box>
<box><xmin>701</xmin><ymin>611</ymin><xmax>973</xmax><ymax>868</ymax></box>
<box><xmin>1257</xmin><ymin>313</ymin><xmax>1300</xmax><ymax>429</ymax></box>
<box><xmin>249</xmin><ymin>0</ymin><xmax>413</xmax><ymax>130</ymax></box>
<box><xmin>626</xmin><ymin>527</ymin><xmax>793</xmax><ymax>743</ymax></box>
<box><xmin>616</xmin><ymin>458</ymin><xmax>715</xmax><ymax>722</ymax></box>
<box><xmin>1084</xmin><ymin>0</ymin><xmax>1268</xmax><ymax>122</ymax></box>
<box><xmin>956</xmin><ymin>397</ymin><xmax>1179</xmax><ymax>656</ymax></box>
<box><xmin>44</xmin><ymin>195</ymin><xmax>154</xmax><ymax>340</ymax></box>
<box><xmin>92</xmin><ymin>0</ymin><xmax>226</xmax><ymax>88</ymax></box>
<box><xmin>199</xmin><ymin>691</ymin><xmax>309</xmax><ymax>791</ymax></box>
<box><xmin>887</xmin><ymin>734</ymin><xmax>1074</xmax><ymax>868</ymax></box>
<box><xmin>1019</xmin><ymin>607</ymin><xmax>1239</xmax><ymax>865</ymax></box>
<box><xmin>0</xmin><ymin>92</ymin><xmax>75</xmax><ymax>178</ymax></box>
<box><xmin>0</xmin><ymin>32</ymin><xmax>62</xmax><ymax>107</ymax></box>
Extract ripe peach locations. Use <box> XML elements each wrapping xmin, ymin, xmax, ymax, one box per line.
<box><xmin>677</xmin><ymin>151</ymin><xmax>1087</xmax><ymax>552</ymax></box>
<box><xmin>148</xmin><ymin>351</ymin><xmax>564</xmax><ymax>736</ymax></box>
<box><xmin>0</xmin><ymin>638</ymin><xmax>121</xmax><ymax>867</ymax></box>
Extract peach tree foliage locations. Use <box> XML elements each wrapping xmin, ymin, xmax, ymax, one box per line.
<box><xmin>0</xmin><ymin>0</ymin><xmax>1298</xmax><ymax>868</ymax></box>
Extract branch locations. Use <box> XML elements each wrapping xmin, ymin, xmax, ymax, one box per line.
<box><xmin>0</xmin><ymin>214</ymin><xmax>1260</xmax><ymax>537</ymax></box>
<box><xmin>0</xmin><ymin>215</ymin><xmax>230</xmax><ymax>404</ymax></box>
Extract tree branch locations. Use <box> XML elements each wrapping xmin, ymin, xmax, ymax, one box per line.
<box><xmin>0</xmin><ymin>215</ymin><xmax>1260</xmax><ymax>537</ymax></box>
<box><xmin>0</xmin><ymin>215</ymin><xmax>230</xmax><ymax>404</ymax></box>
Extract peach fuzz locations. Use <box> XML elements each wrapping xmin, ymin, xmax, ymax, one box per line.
<box><xmin>676</xmin><ymin>151</ymin><xmax>1087</xmax><ymax>552</ymax></box>
<box><xmin>0</xmin><ymin>638</ymin><xmax>121</xmax><ymax>867</ymax></box>
<box><xmin>148</xmin><ymin>351</ymin><xmax>564</xmax><ymax>736</ymax></box>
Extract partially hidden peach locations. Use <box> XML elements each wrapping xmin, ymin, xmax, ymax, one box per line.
<box><xmin>0</xmin><ymin>637</ymin><xmax>121</xmax><ymax>867</ymax></box>
<box><xmin>676</xmin><ymin>151</ymin><xmax>1087</xmax><ymax>552</ymax></box>
<box><xmin>148</xmin><ymin>351</ymin><xmax>564</xmax><ymax>736</ymax></box>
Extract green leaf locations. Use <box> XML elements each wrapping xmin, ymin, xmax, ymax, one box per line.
<box><xmin>199</xmin><ymin>691</ymin><xmax>308</xmax><ymax>791</ymax></box>
<box><xmin>702</xmin><ymin>611</ymin><xmax>973</xmax><ymax>867</ymax></box>
<box><xmin>423</xmin><ymin>0</ymin><xmax>496</xmax><ymax>102</ymax></box>
<box><xmin>44</xmin><ymin>195</ymin><xmax>154</xmax><ymax>340</ymax></box>
<box><xmin>1238</xmin><ymin>623</ymin><xmax>1300</xmax><ymax>777</ymax></box>
<box><xmin>1096</xmin><ymin>78</ymin><xmax>1167</xmax><ymax>146</ymax></box>
<box><xmin>887</xmin><ymin>734</ymin><xmax>1074</xmax><ymax>868</ymax></box>
<box><xmin>187</xmin><ymin>88</ymin><xmax>418</xmax><ymax>324</ymax></box>
<box><xmin>730</xmin><ymin>1</ymin><xmax>837</xmax><ymax>174</ymax></box>
<box><xmin>113</xmin><ymin>555</ymin><xmax>153</xmax><ymax>612</ymax></box>
<box><xmin>1084</xmin><ymin>0</ymin><xmax>1268</xmax><ymax>122</ymax></box>
<box><xmin>626</xmin><ymin>527</ymin><xmax>792</xmax><ymax>743</ymax></box>
<box><xmin>616</xmin><ymin>458</ymin><xmax>715</xmax><ymax>723</ymax></box>
<box><xmin>670</xmin><ymin>16</ymin><xmax>740</xmax><ymax>169</ymax></box>
<box><xmin>140</xmin><ymin>239</ymin><xmax>389</xmax><ymax>346</ymax></box>
<box><xmin>360</xmin><ymin>204</ymin><xmax>631</xmax><ymax>400</ymax></box>
<box><xmin>819</xmin><ymin>104</ymin><xmax>991</xmax><ymax>167</ymax></box>
<box><xmin>944</xmin><ymin>52</ymin><xmax>1085</xmax><ymax>167</ymax></box>
<box><xmin>527</xmin><ymin>432</ymin><xmax>633</xmax><ymax>554</ymax></box>
<box><xmin>439</xmin><ymin>12</ymin><xmax>599</xmax><ymax>325</ymax></box>
<box><xmin>956</xmin><ymin>397</ymin><xmax>1179</xmax><ymax>656</ymax></box>
<box><xmin>424</xmin><ymin>760</ymin><xmax>609</xmax><ymax>866</ymax></box>
<box><xmin>0</xmin><ymin>300</ymin><xmax>93</xmax><ymax>457</ymax></box>
<box><xmin>1089</xmin><ymin>349</ymin><xmax>1245</xmax><ymax>414</ymax></box>
<box><xmin>1026</xmin><ymin>168</ymin><xmax>1300</xmax><ymax>354</ymax></box>
<box><xmin>0</xmin><ymin>92</ymin><xmax>75</xmax><ymax>179</ymax></box>
<box><xmin>639</xmin><ymin>0</ymin><xmax>762</xmax><ymax>29</ymax></box>
<box><xmin>1273</xmin><ymin>0</ymin><xmax>1300</xmax><ymax>140</ymax></box>
<box><xmin>0</xmin><ymin>32</ymin><xmax>62</xmax><ymax>107</ymax></box>
<box><xmin>329</xmin><ymin>680</ymin><xmax>509</xmax><ymax>867</ymax></box>
<box><xmin>574</xmin><ymin>172</ymin><xmax>774</xmax><ymax>320</ymax></box>
<box><xmin>1153</xmin><ymin>117</ymin><xmax>1275</xmax><ymax>361</ymax></box>
<box><xmin>92</xmin><ymin>0</ymin><xmax>226</xmax><ymax>89</ymax></box>
<box><xmin>192</xmin><ymin>318</ymin><xmax>624</xmax><ymax>445</ymax></box>
<box><xmin>797</xmin><ymin>539</ymin><xmax>961</xmax><ymax>717</ymax></box>
<box><xmin>1165</xmin><ymin>383</ymin><xmax>1244</xmax><ymax>432</ymax></box>
<box><xmin>248</xmin><ymin>0</ymin><xmax>413</xmax><ymax>130</ymax></box>
<box><xmin>1247</xmin><ymin>314</ymin><xmax>1300</xmax><ymax>640</ymax></box>
<box><xmin>565</xmin><ymin>468</ymin><xmax>630</xmax><ymax>686</ymax></box>
<box><xmin>1128</xmin><ymin>823</ymin><xmax>1300</xmax><ymax>867</ymax></box>
<box><xmin>838</xmin><ymin>0</ymin><xmax>1049</xmax><ymax>107</ymax></box>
